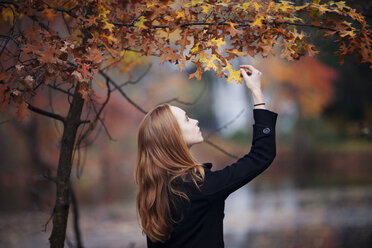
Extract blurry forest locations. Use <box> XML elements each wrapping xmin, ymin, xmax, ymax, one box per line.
<box><xmin>1</xmin><ymin>0</ymin><xmax>372</xmax><ymax>248</ymax></box>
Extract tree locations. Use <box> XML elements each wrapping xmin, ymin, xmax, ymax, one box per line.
<box><xmin>0</xmin><ymin>0</ymin><xmax>371</xmax><ymax>247</ymax></box>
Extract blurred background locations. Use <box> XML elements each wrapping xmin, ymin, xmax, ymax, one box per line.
<box><xmin>1</xmin><ymin>3</ymin><xmax>372</xmax><ymax>248</ymax></box>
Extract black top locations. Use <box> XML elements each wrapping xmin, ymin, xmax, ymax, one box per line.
<box><xmin>147</xmin><ymin>109</ymin><xmax>278</xmax><ymax>248</ymax></box>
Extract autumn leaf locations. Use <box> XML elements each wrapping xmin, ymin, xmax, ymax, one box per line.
<box><xmin>175</xmin><ymin>29</ymin><xmax>192</xmax><ymax>52</ymax></box>
<box><xmin>42</xmin><ymin>8</ymin><xmax>59</xmax><ymax>21</ymax></box>
<box><xmin>134</xmin><ymin>16</ymin><xmax>148</xmax><ymax>30</ymax></box>
<box><xmin>208</xmin><ymin>38</ymin><xmax>226</xmax><ymax>48</ymax></box>
<box><xmin>225</xmin><ymin>63</ymin><xmax>242</xmax><ymax>84</ymax></box>
<box><xmin>191</xmin><ymin>43</ymin><xmax>200</xmax><ymax>53</ymax></box>
<box><xmin>304</xmin><ymin>43</ymin><xmax>319</xmax><ymax>57</ymax></box>
<box><xmin>38</xmin><ymin>46</ymin><xmax>58</xmax><ymax>64</ymax></box>
<box><xmin>252</xmin><ymin>15</ymin><xmax>265</xmax><ymax>27</ymax></box>
<box><xmin>226</xmin><ymin>21</ymin><xmax>244</xmax><ymax>37</ymax></box>
<box><xmin>76</xmin><ymin>62</ymin><xmax>92</xmax><ymax>79</ymax></box>
<box><xmin>85</xmin><ymin>46</ymin><xmax>105</xmax><ymax>64</ymax></box>
<box><xmin>189</xmin><ymin>61</ymin><xmax>203</xmax><ymax>80</ymax></box>
<box><xmin>1</xmin><ymin>7</ymin><xmax>14</xmax><ymax>23</ymax></box>
<box><xmin>93</xmin><ymin>78</ymin><xmax>106</xmax><ymax>89</ymax></box>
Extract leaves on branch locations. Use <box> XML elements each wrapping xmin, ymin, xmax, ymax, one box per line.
<box><xmin>0</xmin><ymin>0</ymin><xmax>371</xmax><ymax>115</ymax></box>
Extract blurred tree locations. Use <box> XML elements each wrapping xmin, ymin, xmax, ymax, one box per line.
<box><xmin>0</xmin><ymin>0</ymin><xmax>371</xmax><ymax>247</ymax></box>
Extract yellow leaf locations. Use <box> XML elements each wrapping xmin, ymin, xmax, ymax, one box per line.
<box><xmin>334</xmin><ymin>1</ymin><xmax>349</xmax><ymax>10</ymax></box>
<box><xmin>203</xmin><ymin>54</ymin><xmax>220</xmax><ymax>71</ymax></box>
<box><xmin>225</xmin><ymin>63</ymin><xmax>242</xmax><ymax>84</ymax></box>
<box><xmin>175</xmin><ymin>10</ymin><xmax>186</xmax><ymax>19</ymax></box>
<box><xmin>295</xmin><ymin>4</ymin><xmax>309</xmax><ymax>11</ymax></box>
<box><xmin>191</xmin><ymin>43</ymin><xmax>200</xmax><ymax>53</ymax></box>
<box><xmin>184</xmin><ymin>0</ymin><xmax>204</xmax><ymax>7</ymax></box>
<box><xmin>99</xmin><ymin>5</ymin><xmax>110</xmax><ymax>19</ymax></box>
<box><xmin>207</xmin><ymin>38</ymin><xmax>226</xmax><ymax>48</ymax></box>
<box><xmin>103</xmin><ymin>21</ymin><xmax>115</xmax><ymax>32</ymax></box>
<box><xmin>200</xmin><ymin>5</ymin><xmax>210</xmax><ymax>14</ymax></box>
<box><xmin>101</xmin><ymin>33</ymin><xmax>117</xmax><ymax>43</ymax></box>
<box><xmin>252</xmin><ymin>15</ymin><xmax>264</xmax><ymax>27</ymax></box>
<box><xmin>1</xmin><ymin>8</ymin><xmax>14</xmax><ymax>23</ymax></box>
<box><xmin>275</xmin><ymin>1</ymin><xmax>293</xmax><ymax>12</ymax></box>
<box><xmin>283</xmin><ymin>16</ymin><xmax>304</xmax><ymax>23</ymax></box>
<box><xmin>134</xmin><ymin>16</ymin><xmax>148</xmax><ymax>30</ymax></box>
<box><xmin>237</xmin><ymin>2</ymin><xmax>250</xmax><ymax>11</ymax></box>
<box><xmin>147</xmin><ymin>2</ymin><xmax>156</xmax><ymax>8</ymax></box>
<box><xmin>253</xmin><ymin>2</ymin><xmax>263</xmax><ymax>11</ymax></box>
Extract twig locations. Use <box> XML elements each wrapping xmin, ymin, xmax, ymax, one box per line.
<box><xmin>203</xmin><ymin>139</ymin><xmax>239</xmax><ymax>159</ymax></box>
<box><xmin>42</xmin><ymin>210</ymin><xmax>54</xmax><ymax>232</ymax></box>
<box><xmin>99</xmin><ymin>70</ymin><xmax>147</xmax><ymax>114</ymax></box>
<box><xmin>161</xmin><ymin>80</ymin><xmax>207</xmax><ymax>106</ymax></box>
<box><xmin>204</xmin><ymin>108</ymin><xmax>245</xmax><ymax>139</ymax></box>
<box><xmin>47</xmin><ymin>84</ymin><xmax>74</xmax><ymax>97</ymax></box>
<box><xmin>0</xmin><ymin>119</ymin><xmax>11</xmax><ymax>125</ymax></box>
<box><xmin>112</xmin><ymin>63</ymin><xmax>152</xmax><ymax>90</ymax></box>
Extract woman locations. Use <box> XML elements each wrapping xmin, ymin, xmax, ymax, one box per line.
<box><xmin>135</xmin><ymin>65</ymin><xmax>278</xmax><ymax>248</ymax></box>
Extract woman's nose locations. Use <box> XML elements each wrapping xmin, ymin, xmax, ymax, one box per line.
<box><xmin>195</xmin><ymin>120</ymin><xmax>199</xmax><ymax>125</ymax></box>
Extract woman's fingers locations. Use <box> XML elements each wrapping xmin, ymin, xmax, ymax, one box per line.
<box><xmin>240</xmin><ymin>65</ymin><xmax>261</xmax><ymax>75</ymax></box>
<box><xmin>239</xmin><ymin>65</ymin><xmax>252</xmax><ymax>75</ymax></box>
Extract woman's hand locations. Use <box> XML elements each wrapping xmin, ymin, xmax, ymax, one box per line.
<box><xmin>240</xmin><ymin>65</ymin><xmax>262</xmax><ymax>92</ymax></box>
<box><xmin>240</xmin><ymin>65</ymin><xmax>266</xmax><ymax>109</ymax></box>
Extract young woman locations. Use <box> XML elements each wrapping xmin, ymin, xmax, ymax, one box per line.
<box><xmin>135</xmin><ymin>65</ymin><xmax>278</xmax><ymax>248</ymax></box>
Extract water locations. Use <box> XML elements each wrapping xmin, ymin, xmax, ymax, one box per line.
<box><xmin>224</xmin><ymin>184</ymin><xmax>372</xmax><ymax>248</ymax></box>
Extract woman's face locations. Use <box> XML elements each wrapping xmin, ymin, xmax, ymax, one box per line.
<box><xmin>170</xmin><ymin>106</ymin><xmax>203</xmax><ymax>148</ymax></box>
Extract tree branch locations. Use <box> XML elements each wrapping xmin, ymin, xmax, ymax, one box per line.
<box><xmin>111</xmin><ymin>20</ymin><xmax>338</xmax><ymax>32</ymax></box>
<box><xmin>203</xmin><ymin>139</ymin><xmax>239</xmax><ymax>159</ymax></box>
<box><xmin>161</xmin><ymin>80</ymin><xmax>207</xmax><ymax>106</ymax></box>
<box><xmin>204</xmin><ymin>108</ymin><xmax>245</xmax><ymax>139</ymax></box>
<box><xmin>27</xmin><ymin>102</ymin><xmax>66</xmax><ymax>124</ymax></box>
<box><xmin>112</xmin><ymin>63</ymin><xmax>152</xmax><ymax>90</ymax></box>
<box><xmin>99</xmin><ymin>70</ymin><xmax>147</xmax><ymax>114</ymax></box>
<box><xmin>47</xmin><ymin>84</ymin><xmax>74</xmax><ymax>96</ymax></box>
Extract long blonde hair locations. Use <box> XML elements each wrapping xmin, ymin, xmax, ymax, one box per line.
<box><xmin>134</xmin><ymin>104</ymin><xmax>205</xmax><ymax>243</ymax></box>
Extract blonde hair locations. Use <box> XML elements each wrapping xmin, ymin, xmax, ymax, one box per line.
<box><xmin>134</xmin><ymin>104</ymin><xmax>205</xmax><ymax>243</ymax></box>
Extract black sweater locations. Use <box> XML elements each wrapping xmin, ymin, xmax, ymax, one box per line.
<box><xmin>147</xmin><ymin>109</ymin><xmax>278</xmax><ymax>248</ymax></box>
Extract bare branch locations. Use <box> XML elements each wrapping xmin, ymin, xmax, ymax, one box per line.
<box><xmin>47</xmin><ymin>84</ymin><xmax>74</xmax><ymax>97</ymax></box>
<box><xmin>203</xmin><ymin>139</ymin><xmax>239</xmax><ymax>159</ymax></box>
<box><xmin>100</xmin><ymin>47</ymin><xmax>142</xmax><ymax>71</ymax></box>
<box><xmin>204</xmin><ymin>108</ymin><xmax>245</xmax><ymax>139</ymax></box>
<box><xmin>112</xmin><ymin>63</ymin><xmax>152</xmax><ymax>90</ymax></box>
<box><xmin>161</xmin><ymin>80</ymin><xmax>207</xmax><ymax>106</ymax></box>
<box><xmin>0</xmin><ymin>34</ymin><xmax>20</xmax><ymax>46</ymax></box>
<box><xmin>99</xmin><ymin>70</ymin><xmax>147</xmax><ymax>114</ymax></box>
<box><xmin>42</xmin><ymin>210</ymin><xmax>54</xmax><ymax>232</ymax></box>
<box><xmin>0</xmin><ymin>119</ymin><xmax>11</xmax><ymax>125</ymax></box>
<box><xmin>27</xmin><ymin>102</ymin><xmax>66</xmax><ymax>124</ymax></box>
<box><xmin>111</xmin><ymin>20</ymin><xmax>338</xmax><ymax>32</ymax></box>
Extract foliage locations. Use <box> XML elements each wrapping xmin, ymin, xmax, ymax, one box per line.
<box><xmin>0</xmin><ymin>0</ymin><xmax>371</xmax><ymax>120</ymax></box>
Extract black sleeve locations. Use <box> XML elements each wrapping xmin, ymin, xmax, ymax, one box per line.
<box><xmin>200</xmin><ymin>109</ymin><xmax>278</xmax><ymax>200</ymax></box>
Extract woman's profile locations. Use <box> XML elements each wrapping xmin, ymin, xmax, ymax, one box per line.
<box><xmin>134</xmin><ymin>65</ymin><xmax>278</xmax><ymax>248</ymax></box>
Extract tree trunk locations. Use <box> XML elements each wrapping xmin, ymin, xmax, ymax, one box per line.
<box><xmin>49</xmin><ymin>84</ymin><xmax>84</xmax><ymax>248</ymax></box>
